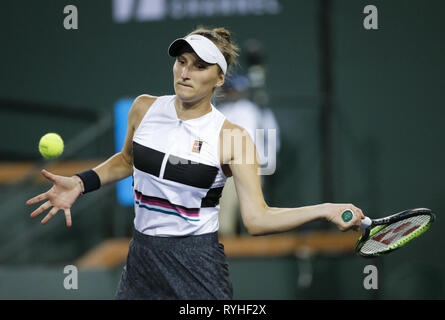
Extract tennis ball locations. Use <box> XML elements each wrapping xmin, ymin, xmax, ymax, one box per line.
<box><xmin>39</xmin><ymin>133</ymin><xmax>64</xmax><ymax>159</ymax></box>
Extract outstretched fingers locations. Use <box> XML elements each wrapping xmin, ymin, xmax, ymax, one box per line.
<box><xmin>30</xmin><ymin>203</ymin><xmax>72</xmax><ymax>227</ymax></box>
<box><xmin>41</xmin><ymin>169</ymin><xmax>58</xmax><ymax>183</ymax></box>
<box><xmin>26</xmin><ymin>192</ymin><xmax>49</xmax><ymax>206</ymax></box>
<box><xmin>41</xmin><ymin>206</ymin><xmax>60</xmax><ymax>225</ymax></box>
<box><xmin>26</xmin><ymin>171</ymin><xmax>59</xmax><ymax>206</ymax></box>
<box><xmin>30</xmin><ymin>200</ymin><xmax>52</xmax><ymax>218</ymax></box>
<box><xmin>64</xmin><ymin>209</ymin><xmax>72</xmax><ymax>228</ymax></box>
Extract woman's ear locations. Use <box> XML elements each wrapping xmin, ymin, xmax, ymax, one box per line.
<box><xmin>215</xmin><ymin>73</ymin><xmax>225</xmax><ymax>89</ymax></box>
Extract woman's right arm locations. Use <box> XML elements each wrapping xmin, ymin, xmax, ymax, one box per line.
<box><xmin>88</xmin><ymin>94</ymin><xmax>156</xmax><ymax>187</ymax></box>
<box><xmin>27</xmin><ymin>94</ymin><xmax>156</xmax><ymax>227</ymax></box>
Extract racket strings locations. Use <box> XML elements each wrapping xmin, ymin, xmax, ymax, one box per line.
<box><xmin>360</xmin><ymin>215</ymin><xmax>431</xmax><ymax>255</ymax></box>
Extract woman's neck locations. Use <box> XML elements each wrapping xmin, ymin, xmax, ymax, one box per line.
<box><xmin>174</xmin><ymin>95</ymin><xmax>213</xmax><ymax>121</ymax></box>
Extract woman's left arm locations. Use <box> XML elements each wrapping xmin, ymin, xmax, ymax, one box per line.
<box><xmin>227</xmin><ymin>125</ymin><xmax>364</xmax><ymax>236</ymax></box>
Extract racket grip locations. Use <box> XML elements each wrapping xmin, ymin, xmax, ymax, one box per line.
<box><xmin>341</xmin><ymin>209</ymin><xmax>372</xmax><ymax>229</ymax></box>
<box><xmin>361</xmin><ymin>217</ymin><xmax>372</xmax><ymax>229</ymax></box>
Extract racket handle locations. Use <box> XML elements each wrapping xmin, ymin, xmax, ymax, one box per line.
<box><xmin>341</xmin><ymin>209</ymin><xmax>372</xmax><ymax>229</ymax></box>
<box><xmin>361</xmin><ymin>217</ymin><xmax>372</xmax><ymax>229</ymax></box>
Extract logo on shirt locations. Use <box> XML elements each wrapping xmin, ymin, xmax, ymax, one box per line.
<box><xmin>192</xmin><ymin>139</ymin><xmax>203</xmax><ymax>153</ymax></box>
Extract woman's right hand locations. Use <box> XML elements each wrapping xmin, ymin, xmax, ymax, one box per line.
<box><xmin>322</xmin><ymin>203</ymin><xmax>365</xmax><ymax>232</ymax></box>
<box><xmin>26</xmin><ymin>169</ymin><xmax>83</xmax><ymax>228</ymax></box>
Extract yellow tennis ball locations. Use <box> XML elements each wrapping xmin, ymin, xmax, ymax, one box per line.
<box><xmin>39</xmin><ymin>133</ymin><xmax>64</xmax><ymax>159</ymax></box>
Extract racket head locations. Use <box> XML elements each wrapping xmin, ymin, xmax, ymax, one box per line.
<box><xmin>355</xmin><ymin>208</ymin><xmax>436</xmax><ymax>258</ymax></box>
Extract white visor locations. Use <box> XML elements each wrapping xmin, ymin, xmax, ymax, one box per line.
<box><xmin>168</xmin><ymin>34</ymin><xmax>227</xmax><ymax>75</ymax></box>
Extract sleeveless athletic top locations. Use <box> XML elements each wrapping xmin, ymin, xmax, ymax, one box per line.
<box><xmin>132</xmin><ymin>95</ymin><xmax>228</xmax><ymax>236</ymax></box>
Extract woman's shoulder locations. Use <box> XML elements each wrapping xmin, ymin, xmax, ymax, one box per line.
<box><xmin>219</xmin><ymin>119</ymin><xmax>256</xmax><ymax>168</ymax></box>
<box><xmin>133</xmin><ymin>94</ymin><xmax>158</xmax><ymax>108</ymax></box>
<box><xmin>131</xmin><ymin>93</ymin><xmax>158</xmax><ymax>113</ymax></box>
<box><xmin>128</xmin><ymin>94</ymin><xmax>158</xmax><ymax>128</ymax></box>
<box><xmin>221</xmin><ymin>119</ymin><xmax>250</xmax><ymax>138</ymax></box>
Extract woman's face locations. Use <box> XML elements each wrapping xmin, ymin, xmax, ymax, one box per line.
<box><xmin>173</xmin><ymin>51</ymin><xmax>224</xmax><ymax>103</ymax></box>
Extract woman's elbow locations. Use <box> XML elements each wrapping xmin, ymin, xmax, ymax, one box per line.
<box><xmin>246</xmin><ymin>226</ymin><xmax>266</xmax><ymax>236</ymax></box>
<box><xmin>243</xmin><ymin>210</ymin><xmax>270</xmax><ymax>236</ymax></box>
<box><xmin>119</xmin><ymin>152</ymin><xmax>134</xmax><ymax>170</ymax></box>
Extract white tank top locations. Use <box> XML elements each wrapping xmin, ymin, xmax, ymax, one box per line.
<box><xmin>132</xmin><ymin>95</ymin><xmax>228</xmax><ymax>236</ymax></box>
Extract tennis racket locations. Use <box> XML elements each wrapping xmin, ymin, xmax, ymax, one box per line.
<box><xmin>341</xmin><ymin>208</ymin><xmax>436</xmax><ymax>258</ymax></box>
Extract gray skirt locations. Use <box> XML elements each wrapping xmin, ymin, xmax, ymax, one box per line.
<box><xmin>115</xmin><ymin>229</ymin><xmax>233</xmax><ymax>300</ymax></box>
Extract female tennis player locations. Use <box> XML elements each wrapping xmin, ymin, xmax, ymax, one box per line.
<box><xmin>26</xmin><ymin>27</ymin><xmax>365</xmax><ymax>299</ymax></box>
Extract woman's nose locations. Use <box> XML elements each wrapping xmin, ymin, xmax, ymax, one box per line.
<box><xmin>181</xmin><ymin>66</ymin><xmax>190</xmax><ymax>79</ymax></box>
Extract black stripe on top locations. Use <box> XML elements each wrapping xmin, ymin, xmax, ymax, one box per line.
<box><xmin>164</xmin><ymin>154</ymin><xmax>219</xmax><ymax>189</ymax></box>
<box><xmin>133</xmin><ymin>141</ymin><xmax>164</xmax><ymax>177</ymax></box>
<box><xmin>133</xmin><ymin>141</ymin><xmax>219</xmax><ymax>189</ymax></box>
<box><xmin>201</xmin><ymin>187</ymin><xmax>224</xmax><ymax>208</ymax></box>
